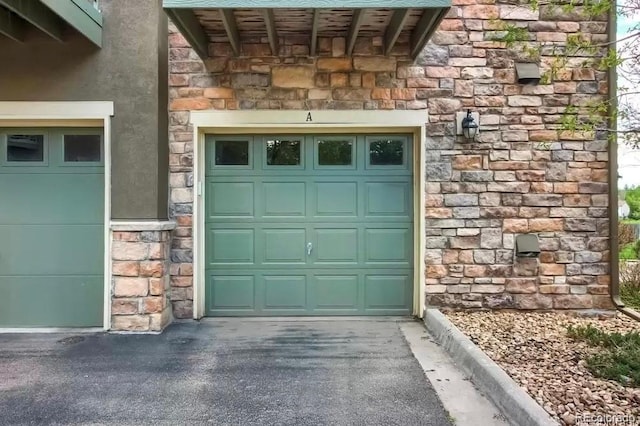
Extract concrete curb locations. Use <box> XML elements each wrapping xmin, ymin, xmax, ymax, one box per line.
<box><xmin>423</xmin><ymin>309</ymin><xmax>559</xmax><ymax>426</ymax></box>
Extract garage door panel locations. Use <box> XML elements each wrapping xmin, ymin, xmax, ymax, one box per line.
<box><xmin>0</xmin><ymin>276</ymin><xmax>103</xmax><ymax>327</ymax></box>
<box><xmin>207</xmin><ymin>181</ymin><xmax>254</xmax><ymax>218</ymax></box>
<box><xmin>205</xmin><ymin>269</ymin><xmax>412</xmax><ymax>316</ymax></box>
<box><xmin>364</xmin><ymin>228</ymin><xmax>412</xmax><ymax>266</ymax></box>
<box><xmin>364</xmin><ymin>275</ymin><xmax>411</xmax><ymax>311</ymax></box>
<box><xmin>0</xmin><ymin>225</ymin><xmax>103</xmax><ymax>275</ymax></box>
<box><xmin>0</xmin><ymin>174</ymin><xmax>103</xmax><ymax>224</ymax></box>
<box><xmin>208</xmin><ymin>275</ymin><xmax>255</xmax><ymax>311</ymax></box>
<box><xmin>313</xmin><ymin>275</ymin><xmax>359</xmax><ymax>310</ymax></box>
<box><xmin>262</xmin><ymin>182</ymin><xmax>306</xmax><ymax>217</ymax></box>
<box><xmin>262</xmin><ymin>228</ymin><xmax>307</xmax><ymax>264</ymax></box>
<box><xmin>315</xmin><ymin>182</ymin><xmax>358</xmax><ymax>217</ymax></box>
<box><xmin>365</xmin><ymin>181</ymin><xmax>411</xmax><ymax>218</ymax></box>
<box><xmin>313</xmin><ymin>228</ymin><xmax>358</xmax><ymax>264</ymax></box>
<box><xmin>263</xmin><ymin>275</ymin><xmax>307</xmax><ymax>310</ymax></box>
<box><xmin>208</xmin><ymin>229</ymin><xmax>254</xmax><ymax>265</ymax></box>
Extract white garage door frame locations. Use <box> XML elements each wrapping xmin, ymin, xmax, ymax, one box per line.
<box><xmin>190</xmin><ymin>110</ymin><xmax>428</xmax><ymax>319</ymax></box>
<box><xmin>0</xmin><ymin>101</ymin><xmax>114</xmax><ymax>332</ymax></box>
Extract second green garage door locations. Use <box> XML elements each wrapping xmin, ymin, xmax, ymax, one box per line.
<box><xmin>205</xmin><ymin>134</ymin><xmax>413</xmax><ymax>316</ymax></box>
<box><xmin>0</xmin><ymin>129</ymin><xmax>104</xmax><ymax>327</ymax></box>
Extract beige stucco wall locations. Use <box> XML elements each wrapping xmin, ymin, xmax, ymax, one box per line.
<box><xmin>0</xmin><ymin>0</ymin><xmax>169</xmax><ymax>220</ymax></box>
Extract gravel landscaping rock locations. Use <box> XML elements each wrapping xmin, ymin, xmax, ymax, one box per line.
<box><xmin>445</xmin><ymin>311</ymin><xmax>640</xmax><ymax>425</ymax></box>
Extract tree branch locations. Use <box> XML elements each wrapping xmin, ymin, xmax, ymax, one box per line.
<box><xmin>592</xmin><ymin>31</ymin><xmax>640</xmax><ymax>48</ymax></box>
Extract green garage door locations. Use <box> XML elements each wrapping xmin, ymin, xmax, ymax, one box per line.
<box><xmin>205</xmin><ymin>134</ymin><xmax>413</xmax><ymax>316</ymax></box>
<box><xmin>0</xmin><ymin>129</ymin><xmax>104</xmax><ymax>327</ymax></box>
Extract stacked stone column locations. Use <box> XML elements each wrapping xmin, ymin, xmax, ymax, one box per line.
<box><xmin>110</xmin><ymin>224</ymin><xmax>175</xmax><ymax>331</ymax></box>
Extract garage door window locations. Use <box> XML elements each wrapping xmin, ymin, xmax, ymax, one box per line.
<box><xmin>7</xmin><ymin>134</ymin><xmax>45</xmax><ymax>163</ymax></box>
<box><xmin>215</xmin><ymin>140</ymin><xmax>250</xmax><ymax>166</ymax></box>
<box><xmin>64</xmin><ymin>134</ymin><xmax>101</xmax><ymax>163</ymax></box>
<box><xmin>368</xmin><ymin>138</ymin><xmax>405</xmax><ymax>167</ymax></box>
<box><xmin>266</xmin><ymin>139</ymin><xmax>301</xmax><ymax>166</ymax></box>
<box><xmin>316</xmin><ymin>137</ymin><xmax>355</xmax><ymax>168</ymax></box>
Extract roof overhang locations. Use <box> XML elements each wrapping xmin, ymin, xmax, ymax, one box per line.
<box><xmin>163</xmin><ymin>0</ymin><xmax>450</xmax><ymax>60</ymax></box>
<box><xmin>0</xmin><ymin>0</ymin><xmax>102</xmax><ymax>47</ymax></box>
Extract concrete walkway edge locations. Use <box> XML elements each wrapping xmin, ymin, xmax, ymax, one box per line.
<box><xmin>423</xmin><ymin>309</ymin><xmax>559</xmax><ymax>426</ymax></box>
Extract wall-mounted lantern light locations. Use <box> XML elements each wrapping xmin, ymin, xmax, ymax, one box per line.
<box><xmin>461</xmin><ymin>110</ymin><xmax>479</xmax><ymax>140</ymax></box>
<box><xmin>456</xmin><ymin>109</ymin><xmax>479</xmax><ymax>141</ymax></box>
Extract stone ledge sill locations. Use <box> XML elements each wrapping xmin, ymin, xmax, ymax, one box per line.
<box><xmin>110</xmin><ymin>221</ymin><xmax>177</xmax><ymax>231</ymax></box>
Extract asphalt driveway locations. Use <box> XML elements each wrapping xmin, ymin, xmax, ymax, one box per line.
<box><xmin>0</xmin><ymin>318</ymin><xmax>453</xmax><ymax>425</ymax></box>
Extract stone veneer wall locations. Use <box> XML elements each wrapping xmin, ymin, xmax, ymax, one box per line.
<box><xmin>167</xmin><ymin>0</ymin><xmax>612</xmax><ymax>318</ymax></box>
<box><xmin>111</xmin><ymin>229</ymin><xmax>173</xmax><ymax>331</ymax></box>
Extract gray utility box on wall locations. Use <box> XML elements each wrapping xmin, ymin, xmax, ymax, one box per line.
<box><xmin>515</xmin><ymin>234</ymin><xmax>540</xmax><ymax>258</ymax></box>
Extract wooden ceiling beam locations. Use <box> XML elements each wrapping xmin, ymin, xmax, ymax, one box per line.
<box><xmin>0</xmin><ymin>7</ymin><xmax>25</xmax><ymax>42</ymax></box>
<box><xmin>219</xmin><ymin>8</ymin><xmax>241</xmax><ymax>56</ymax></box>
<box><xmin>263</xmin><ymin>8</ymin><xmax>278</xmax><ymax>55</ymax></box>
<box><xmin>310</xmin><ymin>8</ymin><xmax>320</xmax><ymax>56</ymax></box>
<box><xmin>346</xmin><ymin>8</ymin><xmax>366</xmax><ymax>56</ymax></box>
<box><xmin>384</xmin><ymin>8</ymin><xmax>410</xmax><ymax>55</ymax></box>
<box><xmin>410</xmin><ymin>7</ymin><xmax>449</xmax><ymax>59</ymax></box>
<box><xmin>165</xmin><ymin>8</ymin><xmax>209</xmax><ymax>59</ymax></box>
<box><xmin>0</xmin><ymin>0</ymin><xmax>63</xmax><ymax>41</ymax></box>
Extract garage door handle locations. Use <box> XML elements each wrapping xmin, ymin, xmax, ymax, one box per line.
<box><xmin>306</xmin><ymin>242</ymin><xmax>313</xmax><ymax>256</ymax></box>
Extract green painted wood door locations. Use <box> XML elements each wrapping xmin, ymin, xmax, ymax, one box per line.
<box><xmin>205</xmin><ymin>134</ymin><xmax>413</xmax><ymax>316</ymax></box>
<box><xmin>0</xmin><ymin>129</ymin><xmax>104</xmax><ymax>327</ymax></box>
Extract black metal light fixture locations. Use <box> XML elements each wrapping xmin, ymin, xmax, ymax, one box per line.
<box><xmin>461</xmin><ymin>109</ymin><xmax>479</xmax><ymax>140</ymax></box>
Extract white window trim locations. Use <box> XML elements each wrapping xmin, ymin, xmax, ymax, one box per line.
<box><xmin>0</xmin><ymin>101</ymin><xmax>114</xmax><ymax>331</ymax></box>
<box><xmin>190</xmin><ymin>110</ymin><xmax>428</xmax><ymax>319</ymax></box>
